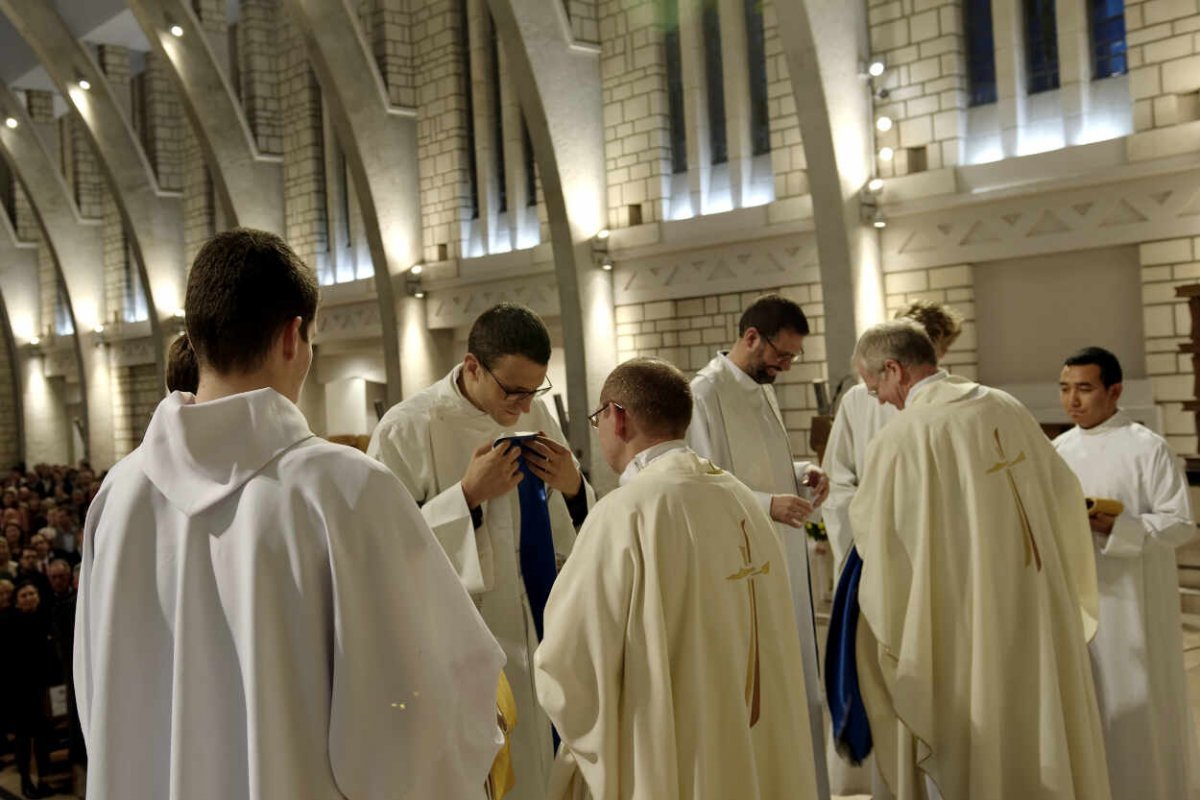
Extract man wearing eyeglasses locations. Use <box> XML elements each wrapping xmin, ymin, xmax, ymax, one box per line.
<box><xmin>686</xmin><ymin>292</ymin><xmax>832</xmax><ymax>799</ymax></box>
<box><xmin>368</xmin><ymin>302</ymin><xmax>593</xmax><ymax>800</ymax></box>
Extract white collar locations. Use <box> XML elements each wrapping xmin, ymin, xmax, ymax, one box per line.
<box><xmin>1077</xmin><ymin>409</ymin><xmax>1132</xmax><ymax>436</ymax></box>
<box><xmin>906</xmin><ymin>369</ymin><xmax>948</xmax><ymax>405</ymax></box>
<box><xmin>718</xmin><ymin>352</ymin><xmax>763</xmax><ymax>392</ymax></box>
<box><xmin>619</xmin><ymin>440</ymin><xmax>689</xmax><ymax>486</ymax></box>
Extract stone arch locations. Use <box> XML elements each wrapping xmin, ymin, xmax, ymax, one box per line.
<box><xmin>0</xmin><ymin>84</ymin><xmax>114</xmax><ymax>466</ymax></box>
<box><xmin>125</xmin><ymin>0</ymin><xmax>284</xmax><ymax>233</ymax></box>
<box><xmin>1</xmin><ymin>0</ymin><xmax>189</xmax><ymax>382</ymax></box>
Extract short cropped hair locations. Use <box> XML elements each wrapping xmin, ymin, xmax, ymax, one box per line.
<box><xmin>896</xmin><ymin>300</ymin><xmax>964</xmax><ymax>348</ymax></box>
<box><xmin>166</xmin><ymin>334</ymin><xmax>199</xmax><ymax>393</ymax></box>
<box><xmin>1064</xmin><ymin>346</ymin><xmax>1123</xmax><ymax>388</ymax></box>
<box><xmin>854</xmin><ymin>319</ymin><xmax>937</xmax><ymax>373</ymax></box>
<box><xmin>467</xmin><ymin>303</ymin><xmax>552</xmax><ymax>368</ymax></box>
<box><xmin>738</xmin><ymin>294</ymin><xmax>810</xmax><ymax>338</ymax></box>
<box><xmin>601</xmin><ymin>358</ymin><xmax>692</xmax><ymax>438</ymax></box>
<box><xmin>185</xmin><ymin>228</ymin><xmax>319</xmax><ymax>375</ymax></box>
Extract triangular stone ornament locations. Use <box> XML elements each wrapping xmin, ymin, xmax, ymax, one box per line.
<box><xmin>959</xmin><ymin>220</ymin><xmax>1001</xmax><ymax>245</ymax></box>
<box><xmin>1149</xmin><ymin>190</ymin><xmax>1173</xmax><ymax>207</ymax></box>
<box><xmin>707</xmin><ymin>260</ymin><xmax>738</xmax><ymax>281</ymax></box>
<box><xmin>937</xmin><ymin>223</ymin><xmax>955</xmax><ymax>236</ymax></box>
<box><xmin>1177</xmin><ymin>188</ymin><xmax>1200</xmax><ymax>217</ymax></box>
<box><xmin>1071</xmin><ymin>202</ymin><xmax>1094</xmax><ymax>217</ymax></box>
<box><xmin>1001</xmin><ymin>213</ymin><xmax>1023</xmax><ymax>227</ymax></box>
<box><xmin>898</xmin><ymin>227</ymin><xmax>939</xmax><ymax>253</ymax></box>
<box><xmin>1098</xmin><ymin>198</ymin><xmax>1148</xmax><ymax>227</ymax></box>
<box><xmin>1025</xmin><ymin>210</ymin><xmax>1070</xmax><ymax>237</ymax></box>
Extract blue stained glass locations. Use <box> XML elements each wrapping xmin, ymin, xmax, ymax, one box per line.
<box><xmin>965</xmin><ymin>0</ymin><xmax>998</xmax><ymax>106</ymax></box>
<box><xmin>1024</xmin><ymin>0</ymin><xmax>1060</xmax><ymax>94</ymax></box>
<box><xmin>663</xmin><ymin>0</ymin><xmax>688</xmax><ymax>174</ymax></box>
<box><xmin>1091</xmin><ymin>0</ymin><xmax>1127</xmax><ymax>78</ymax></box>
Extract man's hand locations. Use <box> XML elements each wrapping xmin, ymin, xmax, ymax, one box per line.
<box><xmin>523</xmin><ymin>433</ymin><xmax>584</xmax><ymax>498</ymax></box>
<box><xmin>1089</xmin><ymin>512</ymin><xmax>1115</xmax><ymax>537</ymax></box>
<box><xmin>770</xmin><ymin>494</ymin><xmax>814</xmax><ymax>528</ymax></box>
<box><xmin>801</xmin><ymin>466</ymin><xmax>830</xmax><ymax>507</ymax></box>
<box><xmin>461</xmin><ymin>441</ymin><xmax>523</xmax><ymax>510</ymax></box>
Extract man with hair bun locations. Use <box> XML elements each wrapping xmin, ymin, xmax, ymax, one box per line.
<box><xmin>77</xmin><ymin>228</ymin><xmax>504</xmax><ymax>800</ymax></box>
<box><xmin>844</xmin><ymin>320</ymin><xmax>1110</xmax><ymax>800</ymax></box>
<box><xmin>369</xmin><ymin>301</ymin><xmax>594</xmax><ymax>800</ymax></box>
<box><xmin>536</xmin><ymin>358</ymin><xmax>821</xmax><ymax>799</ymax></box>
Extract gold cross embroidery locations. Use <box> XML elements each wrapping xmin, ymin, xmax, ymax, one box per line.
<box><xmin>986</xmin><ymin>428</ymin><xmax>1042</xmax><ymax>571</ymax></box>
<box><xmin>726</xmin><ymin>520</ymin><xmax>771</xmax><ymax>727</ymax></box>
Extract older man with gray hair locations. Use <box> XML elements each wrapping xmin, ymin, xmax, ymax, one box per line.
<box><xmin>839</xmin><ymin>320</ymin><xmax>1112</xmax><ymax>800</ymax></box>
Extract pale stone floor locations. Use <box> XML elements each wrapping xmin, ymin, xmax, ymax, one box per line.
<box><xmin>4</xmin><ymin>616</ymin><xmax>1200</xmax><ymax>799</ymax></box>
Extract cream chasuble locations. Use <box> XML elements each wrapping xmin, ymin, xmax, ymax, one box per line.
<box><xmin>1054</xmin><ymin>412</ymin><xmax>1200</xmax><ymax>800</ymax></box>
<box><xmin>535</xmin><ymin>447</ymin><xmax>820</xmax><ymax>800</ymax></box>
<box><xmin>687</xmin><ymin>353</ymin><xmax>830</xmax><ymax>798</ymax></box>
<box><xmin>850</xmin><ymin>378</ymin><xmax>1111</xmax><ymax>800</ymax></box>
<box><xmin>76</xmin><ymin>390</ymin><xmax>504</xmax><ymax>800</ymax></box>
<box><xmin>368</xmin><ymin>367</ymin><xmax>593</xmax><ymax>800</ymax></box>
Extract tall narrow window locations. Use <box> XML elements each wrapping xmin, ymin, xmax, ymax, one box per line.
<box><xmin>965</xmin><ymin>0</ymin><xmax>998</xmax><ymax>105</ymax></box>
<box><xmin>522</xmin><ymin>118</ymin><xmax>537</xmax><ymax>207</ymax></box>
<box><xmin>488</xmin><ymin>13</ymin><xmax>507</xmax><ymax>214</ymax></box>
<box><xmin>702</xmin><ymin>0</ymin><xmax>727</xmax><ymax>165</ymax></box>
<box><xmin>459</xmin><ymin>0</ymin><xmax>480</xmax><ymax>220</ymax></box>
<box><xmin>122</xmin><ymin>243</ymin><xmax>148</xmax><ymax>323</ymax></box>
<box><xmin>1024</xmin><ymin>0</ymin><xmax>1060</xmax><ymax>94</ymax></box>
<box><xmin>54</xmin><ymin>282</ymin><xmax>74</xmax><ymax>336</ymax></box>
<box><xmin>1091</xmin><ymin>0</ymin><xmax>1126</xmax><ymax>78</ymax></box>
<box><xmin>0</xmin><ymin>162</ymin><xmax>14</xmax><ymax>229</ymax></box>
<box><xmin>663</xmin><ymin>0</ymin><xmax>687</xmax><ymax>174</ymax></box>
<box><xmin>743</xmin><ymin>0</ymin><xmax>769</xmax><ymax>156</ymax></box>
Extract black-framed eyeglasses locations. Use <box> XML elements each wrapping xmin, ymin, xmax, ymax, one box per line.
<box><xmin>587</xmin><ymin>401</ymin><xmax>624</xmax><ymax>429</ymax></box>
<box><xmin>761</xmin><ymin>333</ymin><xmax>803</xmax><ymax>365</ymax></box>
<box><xmin>481</xmin><ymin>362</ymin><xmax>553</xmax><ymax>401</ymax></box>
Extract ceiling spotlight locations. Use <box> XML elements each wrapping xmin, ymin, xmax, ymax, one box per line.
<box><xmin>867</xmin><ymin>59</ymin><xmax>886</xmax><ymax>78</ymax></box>
<box><xmin>169</xmin><ymin>24</ymin><xmax>184</xmax><ymax>37</ymax></box>
<box><xmin>878</xmin><ymin>146</ymin><xmax>895</xmax><ymax>162</ymax></box>
<box><xmin>868</xmin><ymin>177</ymin><xmax>885</xmax><ymax>193</ymax></box>
<box><xmin>876</xmin><ymin>116</ymin><xmax>893</xmax><ymax>132</ymax></box>
<box><xmin>409</xmin><ymin>264</ymin><xmax>424</xmax><ymax>276</ymax></box>
<box><xmin>173</xmin><ymin>308</ymin><xmax>185</xmax><ymax>319</ymax></box>
<box><xmin>4</xmin><ymin>117</ymin><xmax>16</xmax><ymax>129</ymax></box>
<box><xmin>29</xmin><ymin>336</ymin><xmax>40</xmax><ymax>346</ymax></box>
<box><xmin>596</xmin><ymin>228</ymin><xmax>610</xmax><ymax>240</ymax></box>
<box><xmin>413</xmin><ymin>290</ymin><xmax>426</xmax><ymax>299</ymax></box>
<box><xmin>78</xmin><ymin>79</ymin><xmax>91</xmax><ymax>91</ymax></box>
<box><xmin>601</xmin><ymin>258</ymin><xmax>614</xmax><ymax>272</ymax></box>
<box><xmin>872</xmin><ymin>211</ymin><xmax>887</xmax><ymax>229</ymax></box>
<box><xmin>93</xmin><ymin>325</ymin><xmax>105</xmax><ymax>335</ymax></box>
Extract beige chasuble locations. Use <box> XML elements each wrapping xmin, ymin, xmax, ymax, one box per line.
<box><xmin>535</xmin><ymin>447</ymin><xmax>820</xmax><ymax>800</ymax></box>
<box><xmin>850</xmin><ymin>377</ymin><xmax>1111</xmax><ymax>800</ymax></box>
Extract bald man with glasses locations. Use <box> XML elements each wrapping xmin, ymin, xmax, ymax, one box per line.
<box><xmin>369</xmin><ymin>302</ymin><xmax>594</xmax><ymax>800</ymax></box>
<box><xmin>687</xmin><ymin>292</ymin><xmax>833</xmax><ymax>800</ymax></box>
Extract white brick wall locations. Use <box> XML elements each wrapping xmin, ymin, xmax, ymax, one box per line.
<box><xmin>883</xmin><ymin>263</ymin><xmax>978</xmax><ymax>380</ymax></box>
<box><xmin>1127</xmin><ymin>0</ymin><xmax>1200</xmax><ymax>130</ymax></box>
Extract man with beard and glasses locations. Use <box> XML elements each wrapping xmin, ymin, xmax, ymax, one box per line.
<box><xmin>686</xmin><ymin>292</ymin><xmax>831</xmax><ymax>800</ymax></box>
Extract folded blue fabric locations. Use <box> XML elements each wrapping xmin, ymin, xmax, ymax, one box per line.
<box><xmin>825</xmin><ymin>546</ymin><xmax>872</xmax><ymax>764</ymax></box>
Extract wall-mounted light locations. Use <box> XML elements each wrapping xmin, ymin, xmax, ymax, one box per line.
<box><xmin>4</xmin><ymin>117</ymin><xmax>16</xmax><ymax>129</ymax></box>
<box><xmin>409</xmin><ymin>264</ymin><xmax>423</xmax><ymax>276</ymax></box>
<box><xmin>876</xmin><ymin>116</ymin><xmax>893</xmax><ymax>133</ymax></box>
<box><xmin>28</xmin><ymin>336</ymin><xmax>40</xmax><ymax>347</ymax></box>
<box><xmin>878</xmin><ymin>146</ymin><xmax>895</xmax><ymax>162</ymax></box>
<box><xmin>77</xmin><ymin>78</ymin><xmax>91</xmax><ymax>91</ymax></box>
<box><xmin>405</xmin><ymin>268</ymin><xmax>425</xmax><ymax>300</ymax></box>
<box><xmin>169</xmin><ymin>23</ymin><xmax>184</xmax><ymax>37</ymax></box>
<box><xmin>92</xmin><ymin>325</ymin><xmax>108</xmax><ymax>348</ymax></box>
<box><xmin>173</xmin><ymin>308</ymin><xmax>185</xmax><ymax>319</ymax></box>
<box><xmin>600</xmin><ymin>257</ymin><xmax>613</xmax><ymax>272</ymax></box>
<box><xmin>867</xmin><ymin>177</ymin><xmax>885</xmax><ymax>193</ymax></box>
<box><xmin>867</xmin><ymin>58</ymin><xmax>886</xmax><ymax>78</ymax></box>
<box><xmin>595</xmin><ymin>228</ymin><xmax>610</xmax><ymax>241</ymax></box>
<box><xmin>872</xmin><ymin>211</ymin><xmax>887</xmax><ymax>229</ymax></box>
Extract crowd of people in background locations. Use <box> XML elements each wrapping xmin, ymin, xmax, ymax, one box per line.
<box><xmin>0</xmin><ymin>462</ymin><xmax>97</xmax><ymax>798</ymax></box>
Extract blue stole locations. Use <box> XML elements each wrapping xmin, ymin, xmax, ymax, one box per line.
<box><xmin>825</xmin><ymin>546</ymin><xmax>872</xmax><ymax>764</ymax></box>
<box><xmin>502</xmin><ymin>439</ymin><xmax>557</xmax><ymax>643</ymax></box>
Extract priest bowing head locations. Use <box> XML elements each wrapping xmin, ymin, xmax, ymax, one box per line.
<box><xmin>593</xmin><ymin>357</ymin><xmax>692</xmax><ymax>474</ymax></box>
<box><xmin>853</xmin><ymin>319</ymin><xmax>939</xmax><ymax>410</ymax></box>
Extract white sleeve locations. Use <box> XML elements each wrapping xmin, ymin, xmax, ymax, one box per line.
<box><xmin>327</xmin><ymin>469</ymin><xmax>504</xmax><ymax>798</ymax></box>
<box><xmin>368</xmin><ymin>422</ymin><xmax>493</xmax><ymax>594</ymax></box>
<box><xmin>1103</xmin><ymin>444</ymin><xmax>1196</xmax><ymax>558</ymax></box>
<box><xmin>822</xmin><ymin>402</ymin><xmax>859</xmax><ymax>573</ymax></box>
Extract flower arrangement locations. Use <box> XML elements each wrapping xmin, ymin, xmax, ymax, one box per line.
<box><xmin>804</xmin><ymin>520</ymin><xmax>827</xmax><ymax>542</ymax></box>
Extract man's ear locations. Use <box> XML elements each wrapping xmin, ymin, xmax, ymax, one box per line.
<box><xmin>462</xmin><ymin>352</ymin><xmax>481</xmax><ymax>377</ymax></box>
<box><xmin>280</xmin><ymin>316</ymin><xmax>303</xmax><ymax>360</ymax></box>
<box><xmin>1109</xmin><ymin>381</ymin><xmax>1124</xmax><ymax>405</ymax></box>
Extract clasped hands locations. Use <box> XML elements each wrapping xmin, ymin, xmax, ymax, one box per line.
<box><xmin>461</xmin><ymin>432</ymin><xmax>582</xmax><ymax>510</ymax></box>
